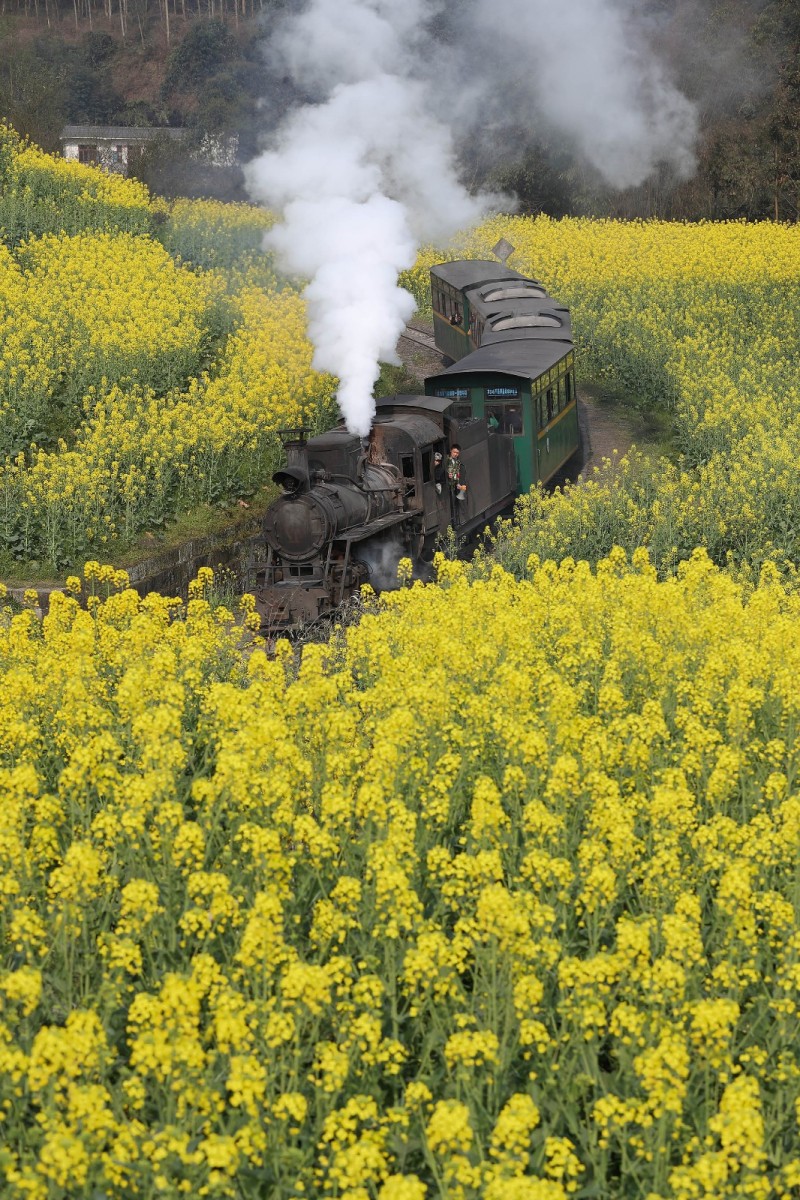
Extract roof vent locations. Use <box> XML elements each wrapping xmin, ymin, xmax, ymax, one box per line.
<box><xmin>482</xmin><ymin>284</ymin><xmax>546</xmax><ymax>302</ymax></box>
<box><xmin>491</xmin><ymin>314</ymin><xmax>562</xmax><ymax>331</ymax></box>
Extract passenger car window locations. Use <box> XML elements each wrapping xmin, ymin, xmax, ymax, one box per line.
<box><xmin>486</xmin><ymin>403</ymin><xmax>524</xmax><ymax>436</ymax></box>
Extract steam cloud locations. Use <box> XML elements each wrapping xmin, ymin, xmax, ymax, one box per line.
<box><xmin>466</xmin><ymin>0</ymin><xmax>699</xmax><ymax>188</ymax></box>
<box><xmin>245</xmin><ymin>0</ymin><xmax>698</xmax><ymax>436</ymax></box>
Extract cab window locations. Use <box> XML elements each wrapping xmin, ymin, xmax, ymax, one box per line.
<box><xmin>400</xmin><ymin>454</ymin><xmax>416</xmax><ymax>499</ymax></box>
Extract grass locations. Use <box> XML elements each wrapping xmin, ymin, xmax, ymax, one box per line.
<box><xmin>375</xmin><ymin>360</ymin><xmax>425</xmax><ymax>397</ymax></box>
<box><xmin>0</xmin><ymin>483</ymin><xmax>278</xmax><ymax>588</ymax></box>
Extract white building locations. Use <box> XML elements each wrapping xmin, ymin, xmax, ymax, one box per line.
<box><xmin>60</xmin><ymin>126</ymin><xmax>187</xmax><ymax>176</ymax></box>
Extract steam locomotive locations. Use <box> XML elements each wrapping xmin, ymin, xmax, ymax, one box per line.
<box><xmin>248</xmin><ymin>254</ymin><xmax>581</xmax><ymax>630</ymax></box>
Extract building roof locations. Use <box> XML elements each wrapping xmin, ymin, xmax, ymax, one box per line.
<box><xmin>426</xmin><ymin>337</ymin><xmax>572</xmax><ymax>385</ymax></box>
<box><xmin>60</xmin><ymin>125</ymin><xmax>186</xmax><ymax>142</ymax></box>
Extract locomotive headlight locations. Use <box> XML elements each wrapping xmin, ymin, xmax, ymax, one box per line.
<box><xmin>273</xmin><ymin>466</ymin><xmax>309</xmax><ymax>494</ymax></box>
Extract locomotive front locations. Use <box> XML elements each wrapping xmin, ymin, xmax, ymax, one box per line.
<box><xmin>250</xmin><ymin>429</ymin><xmax>406</xmax><ymax>629</ymax></box>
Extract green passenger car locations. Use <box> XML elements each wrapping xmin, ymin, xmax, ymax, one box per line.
<box><xmin>426</xmin><ymin>260</ymin><xmax>580</xmax><ymax>493</ymax></box>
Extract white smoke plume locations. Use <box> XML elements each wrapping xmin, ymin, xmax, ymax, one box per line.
<box><xmin>246</xmin><ymin>0</ymin><xmax>698</xmax><ymax>435</ymax></box>
<box><xmin>467</xmin><ymin>0</ymin><xmax>699</xmax><ymax>188</ymax></box>
<box><xmin>245</xmin><ymin>0</ymin><xmax>488</xmax><ymax>436</ymax></box>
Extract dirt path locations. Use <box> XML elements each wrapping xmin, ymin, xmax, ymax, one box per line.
<box><xmin>577</xmin><ymin>383</ymin><xmax>635</xmax><ymax>469</ymax></box>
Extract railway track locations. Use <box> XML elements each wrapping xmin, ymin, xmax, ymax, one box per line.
<box><xmin>398</xmin><ymin>327</ymin><xmax>438</xmax><ymax>351</ymax></box>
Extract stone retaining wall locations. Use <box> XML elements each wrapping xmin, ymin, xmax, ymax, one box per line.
<box><xmin>6</xmin><ymin>517</ymin><xmax>265</xmax><ymax>613</ymax></box>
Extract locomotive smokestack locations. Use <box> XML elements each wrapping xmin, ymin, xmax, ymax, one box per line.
<box><xmin>367</xmin><ymin>424</ymin><xmax>386</xmax><ymax>465</ymax></box>
<box><xmin>285</xmin><ymin>434</ymin><xmax>309</xmax><ymax>474</ymax></box>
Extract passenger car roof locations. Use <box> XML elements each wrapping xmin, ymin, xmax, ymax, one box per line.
<box><xmin>426</xmin><ymin>338</ymin><xmax>571</xmax><ymax>384</ymax></box>
<box><xmin>431</xmin><ymin>260</ymin><xmax>530</xmax><ymax>291</ymax></box>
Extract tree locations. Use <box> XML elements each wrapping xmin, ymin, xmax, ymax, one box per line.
<box><xmin>161</xmin><ymin>19</ymin><xmax>235</xmax><ymax>96</ymax></box>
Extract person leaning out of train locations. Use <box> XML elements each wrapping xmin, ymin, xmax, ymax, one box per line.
<box><xmin>433</xmin><ymin>450</ymin><xmax>445</xmax><ymax>494</ymax></box>
<box><xmin>447</xmin><ymin>444</ymin><xmax>467</xmax><ymax>501</ymax></box>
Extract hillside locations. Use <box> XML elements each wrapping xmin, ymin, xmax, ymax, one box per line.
<box><xmin>1</xmin><ymin>0</ymin><xmax>800</xmax><ymax>216</ymax></box>
<box><xmin>0</xmin><ymin>11</ymin><xmax>274</xmax><ymax>199</ymax></box>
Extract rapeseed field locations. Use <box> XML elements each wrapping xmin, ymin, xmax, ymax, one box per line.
<box><xmin>3</xmin><ymin>124</ymin><xmax>800</xmax><ymax>576</ymax></box>
<box><xmin>0</xmin><ymin>128</ymin><xmax>333</xmax><ymax>569</ymax></box>
<box><xmin>3</xmin><ymin>130</ymin><xmax>800</xmax><ymax>1198</ymax></box>
<box><xmin>0</xmin><ymin>552</ymin><xmax>799</xmax><ymax>1197</ymax></box>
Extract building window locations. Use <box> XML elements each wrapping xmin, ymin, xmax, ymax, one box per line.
<box><xmin>110</xmin><ymin>145</ymin><xmax>124</xmax><ymax>164</ymax></box>
<box><xmin>78</xmin><ymin>145</ymin><xmax>98</xmax><ymax>164</ymax></box>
